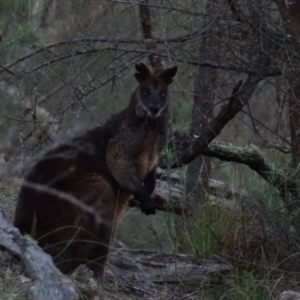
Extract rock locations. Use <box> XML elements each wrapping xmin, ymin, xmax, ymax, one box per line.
<box><xmin>279</xmin><ymin>290</ymin><xmax>300</xmax><ymax>300</ymax></box>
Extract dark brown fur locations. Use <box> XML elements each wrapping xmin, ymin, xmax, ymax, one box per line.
<box><xmin>13</xmin><ymin>64</ymin><xmax>177</xmax><ymax>278</ymax></box>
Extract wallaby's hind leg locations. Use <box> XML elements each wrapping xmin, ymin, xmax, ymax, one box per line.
<box><xmin>40</xmin><ymin>227</ymin><xmax>90</xmax><ymax>275</ymax></box>
<box><xmin>86</xmin><ymin>222</ymin><xmax>114</xmax><ymax>278</ymax></box>
<box><xmin>77</xmin><ymin>175</ymin><xmax>121</xmax><ymax>279</ymax></box>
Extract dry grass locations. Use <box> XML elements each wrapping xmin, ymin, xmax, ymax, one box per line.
<box><xmin>0</xmin><ymin>170</ymin><xmax>300</xmax><ymax>299</ymax></box>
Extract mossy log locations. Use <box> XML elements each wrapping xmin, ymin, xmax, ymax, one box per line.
<box><xmin>165</xmin><ymin>134</ymin><xmax>298</xmax><ymax>212</ymax></box>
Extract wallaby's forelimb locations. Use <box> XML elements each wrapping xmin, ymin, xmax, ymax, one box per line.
<box><xmin>143</xmin><ymin>168</ymin><xmax>156</xmax><ymax>195</ymax></box>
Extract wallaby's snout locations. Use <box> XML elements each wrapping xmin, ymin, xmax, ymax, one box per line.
<box><xmin>148</xmin><ymin>102</ymin><xmax>160</xmax><ymax>116</ymax></box>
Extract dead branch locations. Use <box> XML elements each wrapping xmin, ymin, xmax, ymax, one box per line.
<box><xmin>0</xmin><ymin>33</ymin><xmax>200</xmax><ymax>76</ymax></box>
<box><xmin>0</xmin><ymin>207</ymin><xmax>79</xmax><ymax>300</ymax></box>
<box><xmin>128</xmin><ymin>179</ymin><xmax>184</xmax><ymax>215</ymax></box>
<box><xmin>1</xmin><ymin>43</ymin><xmax>282</xmax><ymax>80</ymax></box>
<box><xmin>157</xmin><ymin>168</ymin><xmax>247</xmax><ymax>199</ymax></box>
<box><xmin>128</xmin><ymin>174</ymin><xmax>246</xmax><ymax>216</ymax></box>
<box><xmin>75</xmin><ymin>249</ymin><xmax>233</xmax><ymax>298</ymax></box>
<box><xmin>165</xmin><ymin>133</ymin><xmax>299</xmax><ymax>212</ymax></box>
<box><xmin>202</xmin><ymin>143</ymin><xmax>299</xmax><ymax>210</ymax></box>
<box><xmin>139</xmin><ymin>0</ymin><xmax>164</xmax><ymax>73</ymax></box>
<box><xmin>108</xmin><ymin>249</ymin><xmax>232</xmax><ymax>292</ymax></box>
<box><xmin>24</xmin><ymin>48</ymin><xmax>280</xmax><ymax>77</ymax></box>
<box><xmin>169</xmin><ymin>77</ymin><xmax>257</xmax><ymax>167</ymax></box>
<box><xmin>169</xmin><ymin>53</ymin><xmax>271</xmax><ymax>168</ymax></box>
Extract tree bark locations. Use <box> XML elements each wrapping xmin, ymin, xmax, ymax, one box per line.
<box><xmin>181</xmin><ymin>0</ymin><xmax>222</xmax><ymax>251</ymax></box>
<box><xmin>275</xmin><ymin>0</ymin><xmax>300</xmax><ymax>164</ymax></box>
<box><xmin>186</xmin><ymin>0</ymin><xmax>221</xmax><ymax>208</ymax></box>
<box><xmin>171</xmin><ymin>71</ymin><xmax>262</xmax><ymax>168</ymax></box>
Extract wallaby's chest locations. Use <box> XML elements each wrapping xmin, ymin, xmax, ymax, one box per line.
<box><xmin>135</xmin><ymin>130</ymin><xmax>162</xmax><ymax>180</ymax></box>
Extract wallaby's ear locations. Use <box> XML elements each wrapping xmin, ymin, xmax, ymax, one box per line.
<box><xmin>158</xmin><ymin>66</ymin><xmax>178</xmax><ymax>85</ymax></box>
<box><xmin>135</xmin><ymin>63</ymin><xmax>151</xmax><ymax>83</ymax></box>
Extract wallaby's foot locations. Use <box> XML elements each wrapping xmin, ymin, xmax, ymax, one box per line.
<box><xmin>140</xmin><ymin>199</ymin><xmax>156</xmax><ymax>215</ymax></box>
<box><xmin>86</xmin><ymin>263</ymin><xmax>104</xmax><ymax>279</ymax></box>
<box><xmin>71</xmin><ymin>265</ymin><xmax>94</xmax><ymax>283</ymax></box>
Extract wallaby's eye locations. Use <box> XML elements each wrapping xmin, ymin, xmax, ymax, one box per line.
<box><xmin>142</xmin><ymin>89</ymin><xmax>150</xmax><ymax>97</ymax></box>
<box><xmin>160</xmin><ymin>92</ymin><xmax>166</xmax><ymax>99</ymax></box>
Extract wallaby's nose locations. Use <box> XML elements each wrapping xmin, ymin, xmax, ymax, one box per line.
<box><xmin>149</xmin><ymin>104</ymin><xmax>160</xmax><ymax>116</ymax></box>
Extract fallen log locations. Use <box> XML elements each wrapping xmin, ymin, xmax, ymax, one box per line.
<box><xmin>109</xmin><ymin>249</ymin><xmax>233</xmax><ymax>283</ymax></box>
<box><xmin>128</xmin><ymin>170</ymin><xmax>246</xmax><ymax>215</ymax></box>
<box><xmin>102</xmin><ymin>249</ymin><xmax>233</xmax><ymax>297</ymax></box>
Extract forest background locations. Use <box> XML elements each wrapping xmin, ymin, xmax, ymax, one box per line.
<box><xmin>0</xmin><ymin>1</ymin><xmax>300</xmax><ymax>299</ymax></box>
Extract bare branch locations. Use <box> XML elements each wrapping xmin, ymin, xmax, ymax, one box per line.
<box><xmin>170</xmin><ymin>72</ymin><xmax>261</xmax><ymax>168</ymax></box>
<box><xmin>203</xmin><ymin>143</ymin><xmax>298</xmax><ymax>202</ymax></box>
<box><xmin>128</xmin><ymin>179</ymin><xmax>184</xmax><ymax>215</ymax></box>
<box><xmin>1</xmin><ymin>38</ymin><xmax>283</xmax><ymax>80</ymax></box>
<box><xmin>0</xmin><ymin>32</ymin><xmax>201</xmax><ymax>76</ymax></box>
<box><xmin>7</xmin><ymin>47</ymin><xmax>281</xmax><ymax>81</ymax></box>
<box><xmin>109</xmin><ymin>249</ymin><xmax>232</xmax><ymax>285</ymax></box>
<box><xmin>165</xmin><ymin>133</ymin><xmax>299</xmax><ymax>212</ymax></box>
<box><xmin>21</xmin><ymin>181</ymin><xmax>98</xmax><ymax>218</ymax></box>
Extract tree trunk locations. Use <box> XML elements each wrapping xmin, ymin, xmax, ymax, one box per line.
<box><xmin>275</xmin><ymin>0</ymin><xmax>300</xmax><ymax>164</ymax></box>
<box><xmin>181</xmin><ymin>0</ymin><xmax>221</xmax><ymax>249</ymax></box>
<box><xmin>138</xmin><ymin>0</ymin><xmax>164</xmax><ymax>74</ymax></box>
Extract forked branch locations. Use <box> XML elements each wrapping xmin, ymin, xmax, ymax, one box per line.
<box><xmin>164</xmin><ymin>134</ymin><xmax>298</xmax><ymax>213</ymax></box>
<box><xmin>170</xmin><ymin>74</ymin><xmax>260</xmax><ymax>168</ymax></box>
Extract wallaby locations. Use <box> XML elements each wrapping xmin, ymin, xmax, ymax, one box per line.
<box><xmin>13</xmin><ymin>63</ymin><xmax>178</xmax><ymax>278</ymax></box>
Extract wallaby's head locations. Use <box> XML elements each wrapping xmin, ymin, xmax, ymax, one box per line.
<box><xmin>133</xmin><ymin>63</ymin><xmax>178</xmax><ymax>119</ymax></box>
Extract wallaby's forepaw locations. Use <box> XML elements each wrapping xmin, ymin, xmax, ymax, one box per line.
<box><xmin>140</xmin><ymin>200</ymin><xmax>156</xmax><ymax>215</ymax></box>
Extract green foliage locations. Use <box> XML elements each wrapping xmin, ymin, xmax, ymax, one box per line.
<box><xmin>161</xmin><ymin>147</ymin><xmax>177</xmax><ymax>169</ymax></box>
<box><xmin>12</xmin><ymin>23</ymin><xmax>36</xmax><ymax>44</ymax></box>
<box><xmin>0</xmin><ymin>1</ymin><xmax>39</xmax><ymax>43</ymax></box>
<box><xmin>242</xmin><ymin>168</ymin><xmax>291</xmax><ymax>234</ymax></box>
<box><xmin>248</xmin><ymin>173</ymin><xmax>280</xmax><ymax>208</ymax></box>
<box><xmin>171</xmin><ymin>96</ymin><xmax>191</xmax><ymax>130</ymax></box>
<box><xmin>189</xmin><ymin>203</ymin><xmax>241</xmax><ymax>257</ymax></box>
<box><xmin>221</xmin><ymin>273</ymin><xmax>269</xmax><ymax>300</ymax></box>
<box><xmin>116</xmin><ymin>209</ymin><xmax>176</xmax><ymax>252</ymax></box>
<box><xmin>0</xmin><ymin>264</ymin><xmax>29</xmax><ymax>300</ymax></box>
